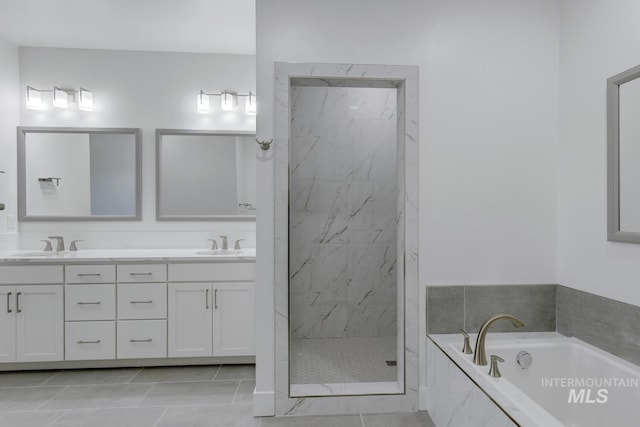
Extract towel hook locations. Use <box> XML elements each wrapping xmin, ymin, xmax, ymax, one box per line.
<box><xmin>256</xmin><ymin>139</ymin><xmax>273</xmax><ymax>151</ymax></box>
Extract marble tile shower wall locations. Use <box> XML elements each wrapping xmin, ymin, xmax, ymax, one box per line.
<box><xmin>289</xmin><ymin>86</ymin><xmax>398</xmax><ymax>339</ymax></box>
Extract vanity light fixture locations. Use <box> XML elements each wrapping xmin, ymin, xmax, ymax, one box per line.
<box><xmin>25</xmin><ymin>86</ymin><xmax>94</xmax><ymax>111</ymax></box>
<box><xmin>78</xmin><ymin>88</ymin><xmax>93</xmax><ymax>112</ymax></box>
<box><xmin>196</xmin><ymin>89</ymin><xmax>257</xmax><ymax>115</ymax></box>
<box><xmin>197</xmin><ymin>90</ymin><xmax>210</xmax><ymax>114</ymax></box>
<box><xmin>26</xmin><ymin>86</ymin><xmax>43</xmax><ymax>109</ymax></box>
<box><xmin>245</xmin><ymin>91</ymin><xmax>257</xmax><ymax>115</ymax></box>
<box><xmin>221</xmin><ymin>91</ymin><xmax>235</xmax><ymax>111</ymax></box>
<box><xmin>52</xmin><ymin>87</ymin><xmax>68</xmax><ymax>108</ymax></box>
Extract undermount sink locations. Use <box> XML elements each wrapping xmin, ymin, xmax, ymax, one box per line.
<box><xmin>12</xmin><ymin>251</ymin><xmax>65</xmax><ymax>257</ymax></box>
<box><xmin>196</xmin><ymin>250</ymin><xmax>242</xmax><ymax>256</ymax></box>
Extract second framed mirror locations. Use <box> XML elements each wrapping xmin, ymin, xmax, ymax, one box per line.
<box><xmin>156</xmin><ymin>129</ymin><xmax>256</xmax><ymax>221</ymax></box>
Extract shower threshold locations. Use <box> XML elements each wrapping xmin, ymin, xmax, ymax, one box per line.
<box><xmin>291</xmin><ymin>381</ymin><xmax>403</xmax><ymax>397</ymax></box>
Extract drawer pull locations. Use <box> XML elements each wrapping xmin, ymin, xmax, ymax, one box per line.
<box><xmin>129</xmin><ymin>272</ymin><xmax>153</xmax><ymax>276</ymax></box>
<box><xmin>130</xmin><ymin>338</ymin><xmax>153</xmax><ymax>343</ymax></box>
<box><xmin>214</xmin><ymin>289</ymin><xmax>218</xmax><ymax>309</ymax></box>
<box><xmin>77</xmin><ymin>340</ymin><xmax>101</xmax><ymax>344</ymax></box>
<box><xmin>77</xmin><ymin>301</ymin><xmax>101</xmax><ymax>305</ymax></box>
<box><xmin>77</xmin><ymin>273</ymin><xmax>102</xmax><ymax>277</ymax></box>
<box><xmin>130</xmin><ymin>300</ymin><xmax>153</xmax><ymax>304</ymax></box>
<box><xmin>6</xmin><ymin>292</ymin><xmax>12</xmax><ymax>314</ymax></box>
<box><xmin>16</xmin><ymin>292</ymin><xmax>21</xmax><ymax>313</ymax></box>
<box><xmin>206</xmin><ymin>288</ymin><xmax>210</xmax><ymax>309</ymax></box>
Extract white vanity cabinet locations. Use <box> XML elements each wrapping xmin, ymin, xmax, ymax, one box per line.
<box><xmin>0</xmin><ymin>255</ymin><xmax>255</xmax><ymax>369</ymax></box>
<box><xmin>168</xmin><ymin>262</ymin><xmax>255</xmax><ymax>358</ymax></box>
<box><xmin>64</xmin><ymin>265</ymin><xmax>116</xmax><ymax>361</ymax></box>
<box><xmin>168</xmin><ymin>283</ymin><xmax>212</xmax><ymax>357</ymax></box>
<box><xmin>116</xmin><ymin>264</ymin><xmax>168</xmax><ymax>359</ymax></box>
<box><xmin>212</xmin><ymin>283</ymin><xmax>255</xmax><ymax>356</ymax></box>
<box><xmin>0</xmin><ymin>266</ymin><xmax>64</xmax><ymax>363</ymax></box>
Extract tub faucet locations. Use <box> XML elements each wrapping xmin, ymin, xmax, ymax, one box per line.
<box><xmin>473</xmin><ymin>313</ymin><xmax>524</xmax><ymax>366</ymax></box>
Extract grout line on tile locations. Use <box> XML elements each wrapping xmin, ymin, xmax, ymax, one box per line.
<box><xmin>212</xmin><ymin>365</ymin><xmax>221</xmax><ymax>381</ymax></box>
<box><xmin>36</xmin><ymin>385</ymin><xmax>68</xmax><ymax>410</ymax></box>
<box><xmin>463</xmin><ymin>286</ymin><xmax>466</xmax><ymax>331</ymax></box>
<box><xmin>135</xmin><ymin>383</ymin><xmax>157</xmax><ymax>408</ymax></box>
<box><xmin>46</xmin><ymin>409</ymin><xmax>67</xmax><ymax>427</ymax></box>
<box><xmin>40</xmin><ymin>371</ymin><xmax>63</xmax><ymax>387</ymax></box>
<box><xmin>231</xmin><ymin>380</ymin><xmax>242</xmax><ymax>403</ymax></box>
<box><xmin>153</xmin><ymin>406</ymin><xmax>170</xmax><ymax>427</ymax></box>
<box><xmin>126</xmin><ymin>368</ymin><xmax>144</xmax><ymax>384</ymax></box>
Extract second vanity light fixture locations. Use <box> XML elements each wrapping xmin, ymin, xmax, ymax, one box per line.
<box><xmin>26</xmin><ymin>86</ymin><xmax>93</xmax><ymax>111</ymax></box>
<box><xmin>197</xmin><ymin>90</ymin><xmax>256</xmax><ymax>115</ymax></box>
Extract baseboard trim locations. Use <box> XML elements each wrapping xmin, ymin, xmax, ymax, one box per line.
<box><xmin>419</xmin><ymin>386</ymin><xmax>429</xmax><ymax>411</ymax></box>
<box><xmin>253</xmin><ymin>390</ymin><xmax>275</xmax><ymax>417</ymax></box>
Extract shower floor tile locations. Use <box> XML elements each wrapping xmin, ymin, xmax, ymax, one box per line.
<box><xmin>290</xmin><ymin>336</ymin><xmax>397</xmax><ymax>384</ymax></box>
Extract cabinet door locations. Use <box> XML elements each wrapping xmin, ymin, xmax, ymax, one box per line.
<box><xmin>16</xmin><ymin>285</ymin><xmax>64</xmax><ymax>362</ymax></box>
<box><xmin>0</xmin><ymin>287</ymin><xmax>16</xmax><ymax>363</ymax></box>
<box><xmin>212</xmin><ymin>282</ymin><xmax>255</xmax><ymax>356</ymax></box>
<box><xmin>168</xmin><ymin>283</ymin><xmax>212</xmax><ymax>357</ymax></box>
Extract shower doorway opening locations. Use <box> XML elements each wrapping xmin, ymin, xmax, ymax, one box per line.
<box><xmin>288</xmin><ymin>77</ymin><xmax>405</xmax><ymax>397</ymax></box>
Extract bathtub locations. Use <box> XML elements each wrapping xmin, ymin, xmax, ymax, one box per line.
<box><xmin>427</xmin><ymin>333</ymin><xmax>640</xmax><ymax>427</ymax></box>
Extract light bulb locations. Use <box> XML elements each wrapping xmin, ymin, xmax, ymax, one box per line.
<box><xmin>53</xmin><ymin>87</ymin><xmax>68</xmax><ymax>109</ymax></box>
<box><xmin>245</xmin><ymin>92</ymin><xmax>257</xmax><ymax>115</ymax></box>
<box><xmin>197</xmin><ymin>91</ymin><xmax>210</xmax><ymax>113</ymax></box>
<box><xmin>26</xmin><ymin>86</ymin><xmax>42</xmax><ymax>110</ymax></box>
<box><xmin>221</xmin><ymin>91</ymin><xmax>234</xmax><ymax>111</ymax></box>
<box><xmin>79</xmin><ymin>88</ymin><xmax>93</xmax><ymax>111</ymax></box>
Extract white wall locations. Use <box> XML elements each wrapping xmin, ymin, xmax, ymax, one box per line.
<box><xmin>17</xmin><ymin>47</ymin><xmax>257</xmax><ymax>249</ymax></box>
<box><xmin>0</xmin><ymin>37</ymin><xmax>19</xmax><ymax>250</ymax></box>
<box><xmin>256</xmin><ymin>0</ymin><xmax>559</xmax><ymax>414</ymax></box>
<box><xmin>558</xmin><ymin>0</ymin><xmax>640</xmax><ymax>306</ymax></box>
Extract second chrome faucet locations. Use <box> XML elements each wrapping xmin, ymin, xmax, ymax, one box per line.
<box><xmin>473</xmin><ymin>313</ymin><xmax>524</xmax><ymax>366</ymax></box>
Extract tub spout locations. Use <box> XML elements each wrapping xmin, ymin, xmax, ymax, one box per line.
<box><xmin>473</xmin><ymin>313</ymin><xmax>524</xmax><ymax>366</ymax></box>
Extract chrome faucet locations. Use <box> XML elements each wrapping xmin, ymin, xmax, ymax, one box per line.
<box><xmin>48</xmin><ymin>236</ymin><xmax>65</xmax><ymax>252</ymax></box>
<box><xmin>473</xmin><ymin>313</ymin><xmax>524</xmax><ymax>366</ymax></box>
<box><xmin>41</xmin><ymin>240</ymin><xmax>53</xmax><ymax>252</ymax></box>
<box><xmin>219</xmin><ymin>235</ymin><xmax>228</xmax><ymax>251</ymax></box>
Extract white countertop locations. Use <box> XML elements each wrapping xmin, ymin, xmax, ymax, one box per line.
<box><xmin>0</xmin><ymin>248</ymin><xmax>256</xmax><ymax>263</ymax></box>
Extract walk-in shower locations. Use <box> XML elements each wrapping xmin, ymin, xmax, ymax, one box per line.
<box><xmin>289</xmin><ymin>82</ymin><xmax>400</xmax><ymax>387</ymax></box>
<box><xmin>274</xmin><ymin>62</ymin><xmax>418</xmax><ymax>413</ymax></box>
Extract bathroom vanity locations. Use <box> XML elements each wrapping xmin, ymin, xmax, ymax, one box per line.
<box><xmin>0</xmin><ymin>249</ymin><xmax>255</xmax><ymax>371</ymax></box>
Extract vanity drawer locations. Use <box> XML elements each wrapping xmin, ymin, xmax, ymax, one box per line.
<box><xmin>117</xmin><ymin>264</ymin><xmax>167</xmax><ymax>283</ymax></box>
<box><xmin>65</xmin><ymin>321</ymin><xmax>115</xmax><ymax>360</ymax></box>
<box><xmin>168</xmin><ymin>262</ymin><xmax>256</xmax><ymax>282</ymax></box>
<box><xmin>0</xmin><ymin>265</ymin><xmax>63</xmax><ymax>284</ymax></box>
<box><xmin>117</xmin><ymin>320</ymin><xmax>167</xmax><ymax>359</ymax></box>
<box><xmin>65</xmin><ymin>284</ymin><xmax>116</xmax><ymax>321</ymax></box>
<box><xmin>117</xmin><ymin>283</ymin><xmax>167</xmax><ymax>320</ymax></box>
<box><xmin>65</xmin><ymin>265</ymin><xmax>115</xmax><ymax>283</ymax></box>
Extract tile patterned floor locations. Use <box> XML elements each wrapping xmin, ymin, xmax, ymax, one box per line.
<box><xmin>290</xmin><ymin>337</ymin><xmax>397</xmax><ymax>384</ymax></box>
<box><xmin>0</xmin><ymin>365</ymin><xmax>435</xmax><ymax>427</ymax></box>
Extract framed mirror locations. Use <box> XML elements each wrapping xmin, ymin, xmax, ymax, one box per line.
<box><xmin>156</xmin><ymin>129</ymin><xmax>256</xmax><ymax>221</ymax></box>
<box><xmin>18</xmin><ymin>127</ymin><xmax>141</xmax><ymax>221</ymax></box>
<box><xmin>608</xmin><ymin>64</ymin><xmax>640</xmax><ymax>243</ymax></box>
